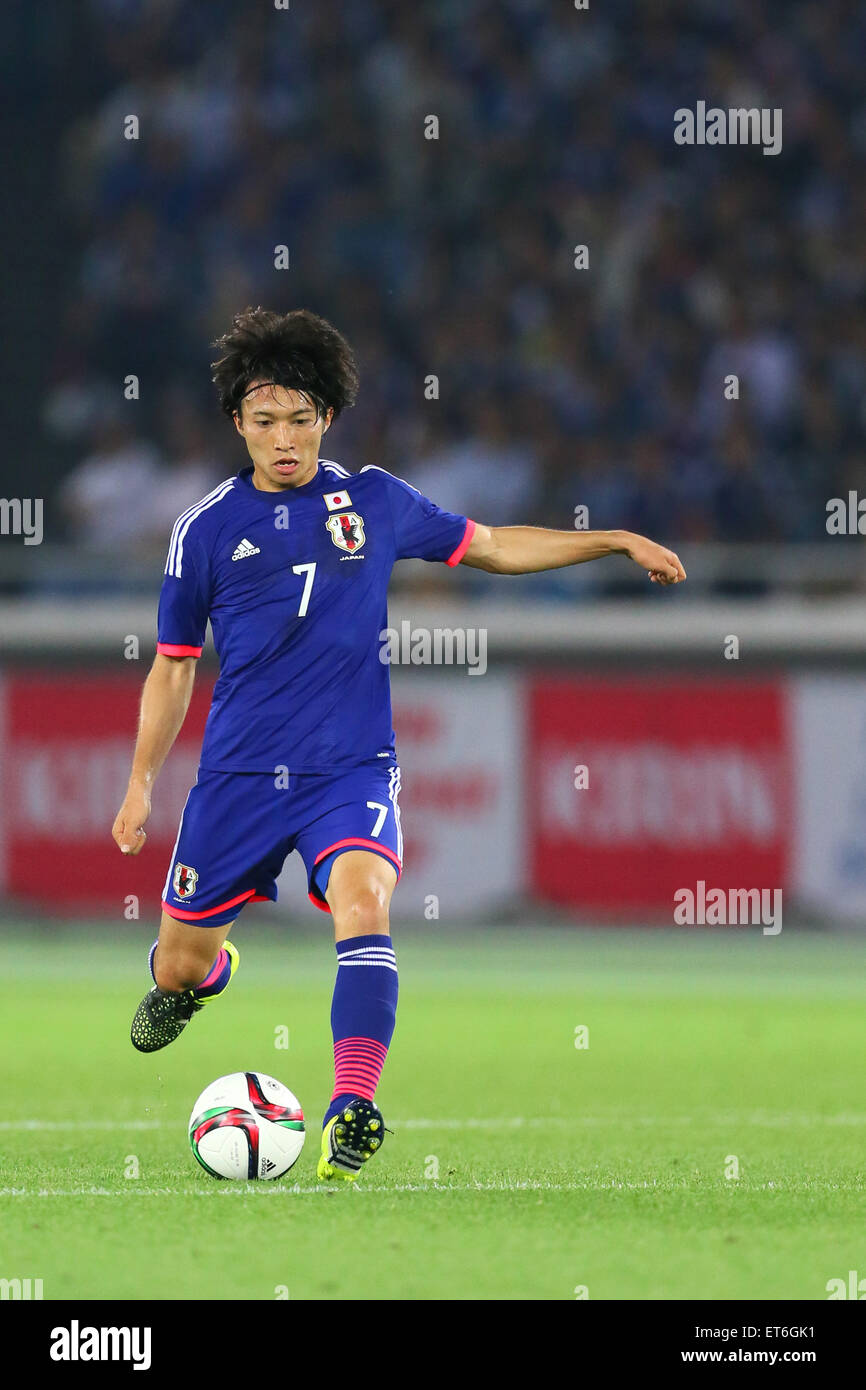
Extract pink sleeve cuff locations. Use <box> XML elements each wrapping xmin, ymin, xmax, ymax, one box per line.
<box><xmin>157</xmin><ymin>642</ymin><xmax>203</xmax><ymax>657</ymax></box>
<box><xmin>446</xmin><ymin>518</ymin><xmax>476</xmax><ymax>567</ymax></box>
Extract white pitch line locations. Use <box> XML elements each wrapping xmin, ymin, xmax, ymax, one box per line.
<box><xmin>0</xmin><ymin>1179</ymin><xmax>863</xmax><ymax>1198</ymax></box>
<box><xmin>3</xmin><ymin>1113</ymin><xmax>866</xmax><ymax>1132</ymax></box>
<box><xmin>0</xmin><ymin>1116</ymin><xmax>568</xmax><ymax>1133</ymax></box>
<box><xmin>397</xmin><ymin>1113</ymin><xmax>866</xmax><ymax>1129</ymax></box>
<box><xmin>0</xmin><ymin>1119</ymin><xmax>166</xmax><ymax>1131</ymax></box>
<box><xmin>0</xmin><ymin>1183</ymin><xmax>616</xmax><ymax>1197</ymax></box>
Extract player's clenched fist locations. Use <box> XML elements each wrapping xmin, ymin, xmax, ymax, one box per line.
<box><xmin>112</xmin><ymin>788</ymin><xmax>151</xmax><ymax>855</ymax></box>
<box><xmin>625</xmin><ymin>534</ymin><xmax>687</xmax><ymax>585</ymax></box>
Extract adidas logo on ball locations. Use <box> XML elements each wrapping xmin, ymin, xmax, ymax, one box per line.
<box><xmin>232</xmin><ymin>538</ymin><xmax>261</xmax><ymax>561</ymax></box>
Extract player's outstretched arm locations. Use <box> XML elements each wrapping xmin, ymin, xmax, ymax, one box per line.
<box><xmin>459</xmin><ymin>523</ymin><xmax>686</xmax><ymax>585</ymax></box>
<box><xmin>111</xmin><ymin>653</ymin><xmax>198</xmax><ymax>856</ymax></box>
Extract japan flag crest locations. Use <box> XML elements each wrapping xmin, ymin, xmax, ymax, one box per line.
<box><xmin>173</xmin><ymin>862</ymin><xmax>199</xmax><ymax>899</ymax></box>
<box><xmin>326</xmin><ymin>511</ymin><xmax>365</xmax><ymax>552</ymax></box>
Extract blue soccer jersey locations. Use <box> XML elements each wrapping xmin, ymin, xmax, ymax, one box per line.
<box><xmin>156</xmin><ymin>460</ymin><xmax>475</xmax><ymax>773</ymax></box>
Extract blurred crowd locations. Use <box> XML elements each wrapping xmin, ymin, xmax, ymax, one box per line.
<box><xmin>43</xmin><ymin>0</ymin><xmax>866</xmax><ymax>586</ymax></box>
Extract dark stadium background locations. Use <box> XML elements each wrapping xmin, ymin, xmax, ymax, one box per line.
<box><xmin>5</xmin><ymin>0</ymin><xmax>866</xmax><ymax>583</ymax></box>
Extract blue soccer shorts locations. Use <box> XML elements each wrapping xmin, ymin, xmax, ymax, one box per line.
<box><xmin>161</xmin><ymin>761</ymin><xmax>403</xmax><ymax>927</ymax></box>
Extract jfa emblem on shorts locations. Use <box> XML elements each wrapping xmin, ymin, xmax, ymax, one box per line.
<box><xmin>173</xmin><ymin>862</ymin><xmax>199</xmax><ymax>899</ymax></box>
<box><xmin>326</xmin><ymin>511</ymin><xmax>365</xmax><ymax>553</ymax></box>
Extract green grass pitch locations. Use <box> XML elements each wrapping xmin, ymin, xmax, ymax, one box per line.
<box><xmin>0</xmin><ymin>922</ymin><xmax>863</xmax><ymax>1301</ymax></box>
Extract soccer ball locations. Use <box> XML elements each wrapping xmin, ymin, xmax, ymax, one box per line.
<box><xmin>188</xmin><ymin>1071</ymin><xmax>305</xmax><ymax>1180</ymax></box>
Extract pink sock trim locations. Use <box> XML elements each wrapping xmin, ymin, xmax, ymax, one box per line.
<box><xmin>331</xmin><ymin>1037</ymin><xmax>389</xmax><ymax>1103</ymax></box>
<box><xmin>198</xmin><ymin>947</ymin><xmax>229</xmax><ymax>991</ymax></box>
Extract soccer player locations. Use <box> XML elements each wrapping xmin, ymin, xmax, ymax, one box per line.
<box><xmin>112</xmin><ymin>307</ymin><xmax>686</xmax><ymax>1182</ymax></box>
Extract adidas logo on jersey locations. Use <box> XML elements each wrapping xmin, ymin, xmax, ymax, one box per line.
<box><xmin>232</xmin><ymin>538</ymin><xmax>261</xmax><ymax>561</ymax></box>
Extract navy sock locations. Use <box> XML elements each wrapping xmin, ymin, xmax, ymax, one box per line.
<box><xmin>148</xmin><ymin>940</ymin><xmax>232</xmax><ymax>998</ymax></box>
<box><xmin>190</xmin><ymin>947</ymin><xmax>232</xmax><ymax>999</ymax></box>
<box><xmin>323</xmin><ymin>934</ymin><xmax>398</xmax><ymax>1128</ymax></box>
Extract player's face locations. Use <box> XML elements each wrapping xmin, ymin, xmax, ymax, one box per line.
<box><xmin>234</xmin><ymin>383</ymin><xmax>333</xmax><ymax>491</ymax></box>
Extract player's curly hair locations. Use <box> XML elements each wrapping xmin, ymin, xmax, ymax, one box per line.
<box><xmin>211</xmin><ymin>306</ymin><xmax>359</xmax><ymax>421</ymax></box>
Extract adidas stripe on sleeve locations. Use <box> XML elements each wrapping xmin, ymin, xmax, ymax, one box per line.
<box><xmin>156</xmin><ymin>496</ymin><xmax>222</xmax><ymax>657</ymax></box>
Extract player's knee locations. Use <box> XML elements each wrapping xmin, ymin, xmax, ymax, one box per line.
<box><xmin>333</xmin><ymin>886</ymin><xmax>390</xmax><ymax>939</ymax></box>
<box><xmin>153</xmin><ymin>949</ymin><xmax>211</xmax><ymax>994</ymax></box>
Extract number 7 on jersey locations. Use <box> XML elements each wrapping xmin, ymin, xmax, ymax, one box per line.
<box><xmin>292</xmin><ymin>562</ymin><xmax>316</xmax><ymax>617</ymax></box>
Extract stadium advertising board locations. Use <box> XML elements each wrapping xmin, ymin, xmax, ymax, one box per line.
<box><xmin>1</xmin><ymin>671</ymin><xmax>523</xmax><ymax>919</ymax></box>
<box><xmin>527</xmin><ymin>677</ymin><xmax>791</xmax><ymax>914</ymax></box>
<box><xmin>790</xmin><ymin>676</ymin><xmax>866</xmax><ymax>921</ymax></box>
<box><xmin>3</xmin><ymin>673</ymin><xmax>209</xmax><ymax>910</ymax></box>
<box><xmin>272</xmin><ymin>672</ymin><xmax>524</xmax><ymax>919</ymax></box>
